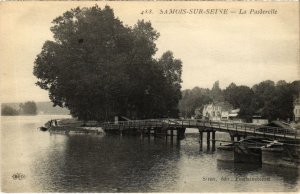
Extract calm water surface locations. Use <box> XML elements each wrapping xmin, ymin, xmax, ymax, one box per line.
<box><xmin>1</xmin><ymin>115</ymin><xmax>299</xmax><ymax>192</ymax></box>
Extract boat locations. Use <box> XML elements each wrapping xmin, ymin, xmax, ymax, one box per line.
<box><xmin>39</xmin><ymin>126</ymin><xmax>48</xmax><ymax>131</ymax></box>
<box><xmin>39</xmin><ymin>119</ymin><xmax>54</xmax><ymax>132</ymax></box>
<box><xmin>217</xmin><ymin>137</ymin><xmax>271</xmax><ymax>163</ymax></box>
<box><xmin>217</xmin><ymin>142</ymin><xmax>235</xmax><ymax>162</ymax></box>
<box><xmin>261</xmin><ymin>140</ymin><xmax>300</xmax><ymax>168</ymax></box>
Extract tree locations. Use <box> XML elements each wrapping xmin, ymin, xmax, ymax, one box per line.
<box><xmin>210</xmin><ymin>81</ymin><xmax>224</xmax><ymax>102</ymax></box>
<box><xmin>251</xmin><ymin>80</ymin><xmax>275</xmax><ymax>120</ymax></box>
<box><xmin>250</xmin><ymin>80</ymin><xmax>300</xmax><ymax>121</ymax></box>
<box><xmin>270</xmin><ymin>80</ymin><xmax>300</xmax><ymax>121</ymax></box>
<box><xmin>19</xmin><ymin>101</ymin><xmax>37</xmax><ymax>115</ymax></box>
<box><xmin>1</xmin><ymin>106</ymin><xmax>18</xmax><ymax>116</ymax></box>
<box><xmin>224</xmin><ymin>83</ymin><xmax>238</xmax><ymax>108</ymax></box>
<box><xmin>157</xmin><ymin>51</ymin><xmax>182</xmax><ymax>117</ymax></box>
<box><xmin>33</xmin><ymin>6</ymin><xmax>182</xmax><ymax>121</ymax></box>
<box><xmin>178</xmin><ymin>87</ymin><xmax>212</xmax><ymax>118</ymax></box>
<box><xmin>224</xmin><ymin>83</ymin><xmax>254</xmax><ymax>120</ymax></box>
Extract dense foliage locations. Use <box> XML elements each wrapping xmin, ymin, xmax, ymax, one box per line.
<box><xmin>34</xmin><ymin>6</ymin><xmax>182</xmax><ymax>121</ymax></box>
<box><xmin>1</xmin><ymin>106</ymin><xmax>19</xmax><ymax>116</ymax></box>
<box><xmin>1</xmin><ymin>101</ymin><xmax>38</xmax><ymax>116</ymax></box>
<box><xmin>179</xmin><ymin>80</ymin><xmax>300</xmax><ymax>122</ymax></box>
<box><xmin>19</xmin><ymin>101</ymin><xmax>38</xmax><ymax>115</ymax></box>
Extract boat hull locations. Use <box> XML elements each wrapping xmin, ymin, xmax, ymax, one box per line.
<box><xmin>262</xmin><ymin>146</ymin><xmax>299</xmax><ymax>169</ymax></box>
<box><xmin>217</xmin><ymin>144</ymin><xmax>234</xmax><ymax>162</ymax></box>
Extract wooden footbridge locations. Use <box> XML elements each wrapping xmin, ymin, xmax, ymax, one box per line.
<box><xmin>102</xmin><ymin>119</ymin><xmax>299</xmax><ymax>150</ymax></box>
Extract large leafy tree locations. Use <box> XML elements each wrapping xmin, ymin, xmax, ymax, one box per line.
<box><xmin>158</xmin><ymin>51</ymin><xmax>183</xmax><ymax>117</ymax></box>
<box><xmin>34</xmin><ymin>6</ymin><xmax>182</xmax><ymax>121</ymax></box>
<box><xmin>224</xmin><ymin>83</ymin><xmax>254</xmax><ymax>121</ymax></box>
<box><xmin>254</xmin><ymin>80</ymin><xmax>300</xmax><ymax>121</ymax></box>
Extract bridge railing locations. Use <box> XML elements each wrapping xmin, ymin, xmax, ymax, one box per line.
<box><xmin>182</xmin><ymin>119</ymin><xmax>298</xmax><ymax>138</ymax></box>
<box><xmin>101</xmin><ymin>119</ymin><xmax>164</xmax><ymax>129</ymax></box>
<box><xmin>101</xmin><ymin>119</ymin><xmax>299</xmax><ymax>139</ymax></box>
<box><xmin>198</xmin><ymin>120</ymin><xmax>298</xmax><ymax>139</ymax></box>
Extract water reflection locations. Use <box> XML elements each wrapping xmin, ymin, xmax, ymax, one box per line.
<box><xmin>217</xmin><ymin>161</ymin><xmax>262</xmax><ymax>174</ymax></box>
<box><xmin>32</xmin><ymin>135</ymin><xmax>181</xmax><ymax>192</ymax></box>
<box><xmin>217</xmin><ymin>160</ymin><xmax>299</xmax><ymax>192</ymax></box>
<box><xmin>262</xmin><ymin>165</ymin><xmax>299</xmax><ymax>186</ymax></box>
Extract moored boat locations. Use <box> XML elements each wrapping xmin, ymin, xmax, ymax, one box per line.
<box><xmin>217</xmin><ymin>137</ymin><xmax>271</xmax><ymax>164</ymax></box>
<box><xmin>39</xmin><ymin>126</ymin><xmax>48</xmax><ymax>131</ymax></box>
<box><xmin>217</xmin><ymin>142</ymin><xmax>234</xmax><ymax>162</ymax></box>
<box><xmin>261</xmin><ymin>140</ymin><xmax>300</xmax><ymax>168</ymax></box>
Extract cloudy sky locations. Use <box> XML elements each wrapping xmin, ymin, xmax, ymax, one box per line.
<box><xmin>0</xmin><ymin>1</ymin><xmax>299</xmax><ymax>103</ymax></box>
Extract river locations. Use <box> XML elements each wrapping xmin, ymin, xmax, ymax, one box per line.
<box><xmin>1</xmin><ymin>115</ymin><xmax>299</xmax><ymax>192</ymax></box>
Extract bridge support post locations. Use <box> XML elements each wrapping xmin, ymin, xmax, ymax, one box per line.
<box><xmin>147</xmin><ymin>128</ymin><xmax>151</xmax><ymax>139</ymax></box>
<box><xmin>199</xmin><ymin>131</ymin><xmax>203</xmax><ymax>151</ymax></box>
<box><xmin>165</xmin><ymin>128</ymin><xmax>168</xmax><ymax>142</ymax></box>
<box><xmin>212</xmin><ymin>131</ymin><xmax>216</xmax><ymax>152</ymax></box>
<box><xmin>207</xmin><ymin>131</ymin><xmax>211</xmax><ymax>151</ymax></box>
<box><xmin>154</xmin><ymin>128</ymin><xmax>157</xmax><ymax>138</ymax></box>
<box><xmin>231</xmin><ymin>135</ymin><xmax>234</xmax><ymax>142</ymax></box>
<box><xmin>237</xmin><ymin>135</ymin><xmax>241</xmax><ymax>141</ymax></box>
<box><xmin>171</xmin><ymin>128</ymin><xmax>174</xmax><ymax>143</ymax></box>
<box><xmin>140</xmin><ymin>128</ymin><xmax>144</xmax><ymax>139</ymax></box>
<box><xmin>147</xmin><ymin>128</ymin><xmax>151</xmax><ymax>142</ymax></box>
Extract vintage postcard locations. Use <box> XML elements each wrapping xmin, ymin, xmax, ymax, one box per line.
<box><xmin>1</xmin><ymin>1</ymin><xmax>299</xmax><ymax>193</ymax></box>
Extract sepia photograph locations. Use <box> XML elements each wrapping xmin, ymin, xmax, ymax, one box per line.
<box><xmin>1</xmin><ymin>1</ymin><xmax>299</xmax><ymax>193</ymax></box>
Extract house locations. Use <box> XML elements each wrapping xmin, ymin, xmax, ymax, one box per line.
<box><xmin>202</xmin><ymin>102</ymin><xmax>233</xmax><ymax>121</ymax></box>
<box><xmin>194</xmin><ymin>107</ymin><xmax>203</xmax><ymax>119</ymax></box>
<box><xmin>294</xmin><ymin>92</ymin><xmax>300</xmax><ymax>122</ymax></box>
<box><xmin>228</xmin><ymin>108</ymin><xmax>242</xmax><ymax>122</ymax></box>
<box><xmin>252</xmin><ymin>115</ymin><xmax>269</xmax><ymax>125</ymax></box>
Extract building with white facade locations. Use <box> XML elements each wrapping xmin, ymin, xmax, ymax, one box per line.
<box><xmin>294</xmin><ymin>93</ymin><xmax>300</xmax><ymax>122</ymax></box>
<box><xmin>202</xmin><ymin>102</ymin><xmax>235</xmax><ymax>121</ymax></box>
<box><xmin>252</xmin><ymin>115</ymin><xmax>269</xmax><ymax>125</ymax></box>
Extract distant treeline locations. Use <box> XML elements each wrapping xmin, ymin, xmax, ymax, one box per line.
<box><xmin>1</xmin><ymin>101</ymin><xmax>37</xmax><ymax>116</ymax></box>
<box><xmin>179</xmin><ymin>80</ymin><xmax>300</xmax><ymax>122</ymax></box>
<box><xmin>1</xmin><ymin>101</ymin><xmax>70</xmax><ymax>116</ymax></box>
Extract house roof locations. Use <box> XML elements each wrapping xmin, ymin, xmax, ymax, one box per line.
<box><xmin>231</xmin><ymin>109</ymin><xmax>240</xmax><ymax>114</ymax></box>
<box><xmin>228</xmin><ymin>113</ymin><xmax>238</xmax><ymax>117</ymax></box>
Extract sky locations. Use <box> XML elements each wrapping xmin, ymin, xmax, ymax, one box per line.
<box><xmin>0</xmin><ymin>1</ymin><xmax>299</xmax><ymax>103</ymax></box>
